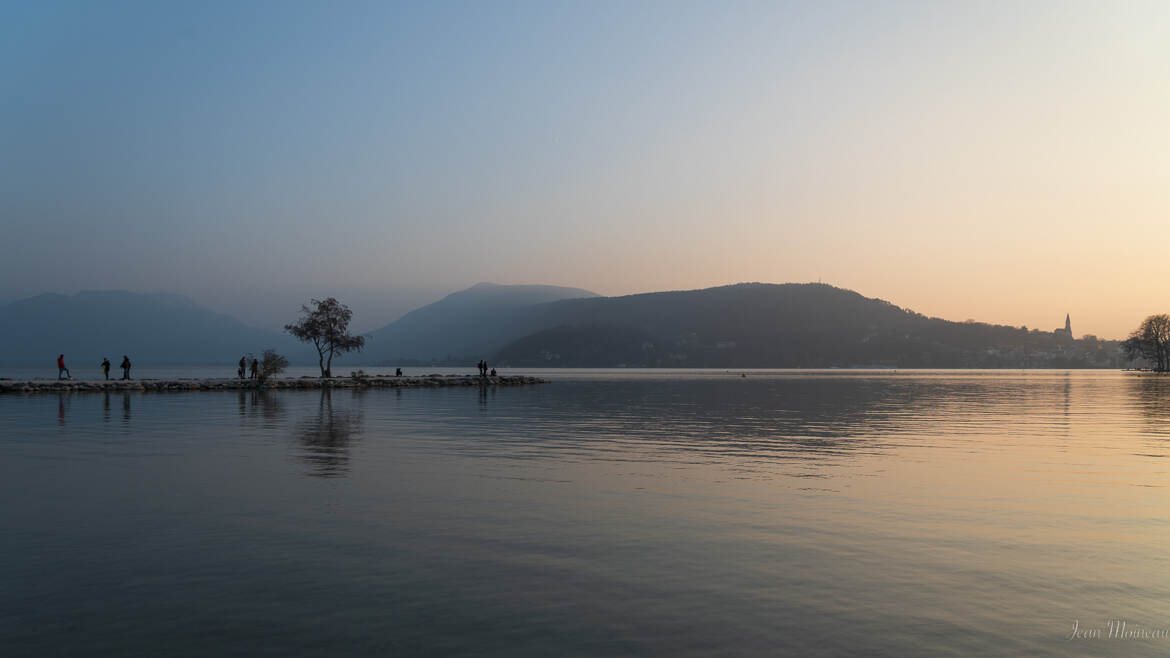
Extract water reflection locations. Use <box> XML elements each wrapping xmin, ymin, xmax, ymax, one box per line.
<box><xmin>96</xmin><ymin>391</ymin><xmax>131</xmax><ymax>424</ymax></box>
<box><xmin>237</xmin><ymin>390</ymin><xmax>284</xmax><ymax>426</ymax></box>
<box><xmin>295</xmin><ymin>389</ymin><xmax>363</xmax><ymax>478</ymax></box>
<box><xmin>1129</xmin><ymin>374</ymin><xmax>1170</xmax><ymax>433</ymax></box>
<box><xmin>444</xmin><ymin>378</ymin><xmax>943</xmax><ymax>466</ymax></box>
<box><xmin>415</xmin><ymin>376</ymin><xmax>1115</xmax><ymax>485</ymax></box>
<box><xmin>478</xmin><ymin>382</ymin><xmax>494</xmax><ymax>410</ymax></box>
<box><xmin>6</xmin><ymin>372</ymin><xmax>1170</xmax><ymax>657</ymax></box>
<box><xmin>57</xmin><ymin>393</ymin><xmax>67</xmax><ymax>426</ymax></box>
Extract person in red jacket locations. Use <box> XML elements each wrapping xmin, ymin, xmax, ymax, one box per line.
<box><xmin>57</xmin><ymin>354</ymin><xmax>71</xmax><ymax>380</ymax></box>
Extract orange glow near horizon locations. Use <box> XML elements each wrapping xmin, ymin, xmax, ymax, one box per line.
<box><xmin>3</xmin><ymin>2</ymin><xmax>1168</xmax><ymax>340</ymax></box>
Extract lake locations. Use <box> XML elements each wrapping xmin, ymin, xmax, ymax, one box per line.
<box><xmin>3</xmin><ymin>369</ymin><xmax>1170</xmax><ymax>656</ymax></box>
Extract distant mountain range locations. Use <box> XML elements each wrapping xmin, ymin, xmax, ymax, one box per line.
<box><xmin>0</xmin><ymin>283</ymin><xmax>1126</xmax><ymax>370</ymax></box>
<box><xmin>0</xmin><ymin>291</ymin><xmax>306</xmax><ymax>367</ymax></box>
<box><xmin>0</xmin><ymin>284</ymin><xmax>599</xmax><ymax>369</ymax></box>
<box><xmin>365</xmin><ymin>282</ymin><xmax>1122</xmax><ymax>369</ymax></box>
<box><xmin>360</xmin><ymin>282</ymin><xmax>598</xmax><ymax>364</ymax></box>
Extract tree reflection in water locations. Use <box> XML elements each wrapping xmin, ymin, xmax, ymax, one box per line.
<box><xmin>1130</xmin><ymin>374</ymin><xmax>1170</xmax><ymax>435</ymax></box>
<box><xmin>295</xmin><ymin>388</ymin><xmax>363</xmax><ymax>478</ymax></box>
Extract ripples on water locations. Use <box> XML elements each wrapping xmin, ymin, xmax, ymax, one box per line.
<box><xmin>3</xmin><ymin>370</ymin><xmax>1170</xmax><ymax>656</ymax></box>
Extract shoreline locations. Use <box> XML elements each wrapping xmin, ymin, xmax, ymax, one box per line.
<box><xmin>0</xmin><ymin>375</ymin><xmax>546</xmax><ymax>394</ymax></box>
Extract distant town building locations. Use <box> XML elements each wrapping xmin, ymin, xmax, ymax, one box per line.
<box><xmin>1054</xmin><ymin>313</ymin><xmax>1072</xmax><ymax>339</ymax></box>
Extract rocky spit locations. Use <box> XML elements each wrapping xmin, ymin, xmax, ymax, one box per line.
<box><xmin>0</xmin><ymin>375</ymin><xmax>547</xmax><ymax>394</ymax></box>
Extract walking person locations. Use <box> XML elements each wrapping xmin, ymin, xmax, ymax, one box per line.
<box><xmin>238</xmin><ymin>356</ymin><xmax>247</xmax><ymax>379</ymax></box>
<box><xmin>57</xmin><ymin>354</ymin><xmax>71</xmax><ymax>380</ymax></box>
<box><xmin>100</xmin><ymin>357</ymin><xmax>111</xmax><ymax>381</ymax></box>
<box><xmin>120</xmin><ymin>355</ymin><xmax>132</xmax><ymax>380</ymax></box>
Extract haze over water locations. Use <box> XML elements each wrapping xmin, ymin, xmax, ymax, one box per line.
<box><xmin>5</xmin><ymin>370</ymin><xmax>1170</xmax><ymax>656</ymax></box>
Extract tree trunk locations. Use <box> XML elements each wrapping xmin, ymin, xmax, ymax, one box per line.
<box><xmin>326</xmin><ymin>322</ymin><xmax>335</xmax><ymax>378</ymax></box>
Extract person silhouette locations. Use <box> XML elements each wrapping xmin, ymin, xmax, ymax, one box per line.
<box><xmin>250</xmin><ymin>358</ymin><xmax>259</xmax><ymax>380</ymax></box>
<box><xmin>120</xmin><ymin>355</ymin><xmax>132</xmax><ymax>380</ymax></box>
<box><xmin>100</xmin><ymin>357</ymin><xmax>111</xmax><ymax>381</ymax></box>
<box><xmin>57</xmin><ymin>354</ymin><xmax>71</xmax><ymax>380</ymax></box>
<box><xmin>238</xmin><ymin>356</ymin><xmax>247</xmax><ymax>379</ymax></box>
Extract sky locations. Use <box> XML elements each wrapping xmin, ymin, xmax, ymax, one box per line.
<box><xmin>2</xmin><ymin>0</ymin><xmax>1168</xmax><ymax>338</ymax></box>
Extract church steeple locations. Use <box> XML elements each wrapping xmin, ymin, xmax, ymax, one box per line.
<box><xmin>1065</xmin><ymin>313</ymin><xmax>1071</xmax><ymax>335</ymax></box>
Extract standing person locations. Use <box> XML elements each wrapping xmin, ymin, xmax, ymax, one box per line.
<box><xmin>238</xmin><ymin>356</ymin><xmax>247</xmax><ymax>379</ymax></box>
<box><xmin>100</xmin><ymin>357</ymin><xmax>111</xmax><ymax>380</ymax></box>
<box><xmin>57</xmin><ymin>354</ymin><xmax>71</xmax><ymax>380</ymax></box>
<box><xmin>120</xmin><ymin>355</ymin><xmax>132</xmax><ymax>380</ymax></box>
<box><xmin>250</xmin><ymin>358</ymin><xmax>259</xmax><ymax>380</ymax></box>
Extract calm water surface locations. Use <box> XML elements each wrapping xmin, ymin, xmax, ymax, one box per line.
<box><xmin>3</xmin><ymin>370</ymin><xmax>1170</xmax><ymax>656</ymax></box>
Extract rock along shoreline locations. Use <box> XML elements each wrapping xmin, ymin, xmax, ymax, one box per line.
<box><xmin>0</xmin><ymin>375</ymin><xmax>547</xmax><ymax>394</ymax></box>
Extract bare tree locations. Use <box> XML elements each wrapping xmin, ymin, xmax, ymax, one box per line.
<box><xmin>259</xmin><ymin>349</ymin><xmax>289</xmax><ymax>382</ymax></box>
<box><xmin>285</xmin><ymin>298</ymin><xmax>365</xmax><ymax>377</ymax></box>
<box><xmin>1122</xmin><ymin>314</ymin><xmax>1170</xmax><ymax>372</ymax></box>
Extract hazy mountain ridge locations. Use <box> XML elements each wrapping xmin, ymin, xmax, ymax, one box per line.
<box><xmin>0</xmin><ymin>283</ymin><xmax>1126</xmax><ymax>370</ymax></box>
<box><xmin>0</xmin><ymin>284</ymin><xmax>603</xmax><ymax>370</ymax></box>
<box><xmin>362</xmin><ymin>283</ymin><xmax>599</xmax><ymax>364</ymax></box>
<box><xmin>0</xmin><ymin>290</ymin><xmax>308</xmax><ymax>367</ymax></box>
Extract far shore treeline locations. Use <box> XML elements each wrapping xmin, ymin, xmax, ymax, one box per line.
<box><xmin>0</xmin><ymin>283</ymin><xmax>1163</xmax><ymax>371</ymax></box>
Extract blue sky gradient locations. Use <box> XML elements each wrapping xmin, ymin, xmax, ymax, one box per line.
<box><xmin>3</xmin><ymin>1</ymin><xmax>1168</xmax><ymax>336</ymax></box>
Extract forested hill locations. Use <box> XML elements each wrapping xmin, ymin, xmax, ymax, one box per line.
<box><xmin>492</xmin><ymin>283</ymin><xmax>1122</xmax><ymax>368</ymax></box>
